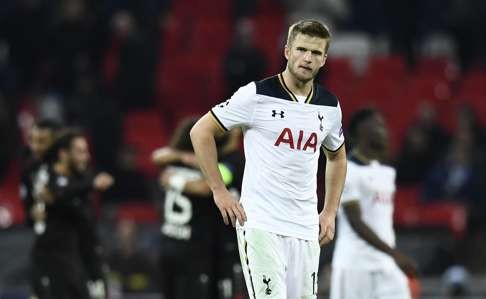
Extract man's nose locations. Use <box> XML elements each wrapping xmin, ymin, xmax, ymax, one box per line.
<box><xmin>303</xmin><ymin>51</ymin><xmax>312</xmax><ymax>62</ymax></box>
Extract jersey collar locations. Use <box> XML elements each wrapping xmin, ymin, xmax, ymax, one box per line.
<box><xmin>278</xmin><ymin>73</ymin><xmax>315</xmax><ymax>104</ymax></box>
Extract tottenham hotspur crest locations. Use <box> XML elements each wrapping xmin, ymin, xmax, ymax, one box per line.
<box><xmin>318</xmin><ymin>112</ymin><xmax>324</xmax><ymax>131</ymax></box>
<box><xmin>263</xmin><ymin>275</ymin><xmax>272</xmax><ymax>295</ymax></box>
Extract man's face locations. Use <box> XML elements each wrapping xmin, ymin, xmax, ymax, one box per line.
<box><xmin>363</xmin><ymin>114</ymin><xmax>389</xmax><ymax>152</ymax></box>
<box><xmin>66</xmin><ymin>137</ymin><xmax>90</xmax><ymax>173</ymax></box>
<box><xmin>29</xmin><ymin>127</ymin><xmax>54</xmax><ymax>160</ymax></box>
<box><xmin>285</xmin><ymin>34</ymin><xmax>328</xmax><ymax>83</ymax></box>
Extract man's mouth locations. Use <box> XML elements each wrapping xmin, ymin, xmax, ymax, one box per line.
<box><xmin>299</xmin><ymin>65</ymin><xmax>312</xmax><ymax>71</ymax></box>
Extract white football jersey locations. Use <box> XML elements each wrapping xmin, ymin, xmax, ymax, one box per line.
<box><xmin>332</xmin><ymin>156</ymin><xmax>397</xmax><ymax>270</ymax></box>
<box><xmin>211</xmin><ymin>74</ymin><xmax>344</xmax><ymax>240</ymax></box>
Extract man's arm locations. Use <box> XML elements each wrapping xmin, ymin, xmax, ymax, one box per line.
<box><xmin>320</xmin><ymin>145</ymin><xmax>347</xmax><ymax>245</ymax></box>
<box><xmin>152</xmin><ymin>147</ymin><xmax>199</xmax><ymax>168</ymax></box>
<box><xmin>190</xmin><ymin>112</ymin><xmax>246</xmax><ymax>226</ymax></box>
<box><xmin>343</xmin><ymin>201</ymin><xmax>417</xmax><ymax>276</ymax></box>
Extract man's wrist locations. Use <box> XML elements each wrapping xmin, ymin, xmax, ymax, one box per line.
<box><xmin>210</xmin><ymin>183</ymin><xmax>227</xmax><ymax>193</ymax></box>
<box><xmin>321</xmin><ymin>207</ymin><xmax>337</xmax><ymax>217</ymax></box>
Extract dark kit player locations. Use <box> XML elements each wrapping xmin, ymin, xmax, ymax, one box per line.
<box><xmin>32</xmin><ymin>130</ymin><xmax>113</xmax><ymax>299</ymax></box>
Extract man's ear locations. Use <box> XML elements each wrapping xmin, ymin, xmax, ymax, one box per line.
<box><xmin>320</xmin><ymin>54</ymin><xmax>328</xmax><ymax>67</ymax></box>
<box><xmin>284</xmin><ymin>44</ymin><xmax>290</xmax><ymax>61</ymax></box>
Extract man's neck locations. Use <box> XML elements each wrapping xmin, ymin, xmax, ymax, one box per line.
<box><xmin>281</xmin><ymin>68</ymin><xmax>313</xmax><ymax>96</ymax></box>
<box><xmin>54</xmin><ymin>162</ymin><xmax>71</xmax><ymax>177</ymax></box>
<box><xmin>352</xmin><ymin>147</ymin><xmax>381</xmax><ymax>164</ymax></box>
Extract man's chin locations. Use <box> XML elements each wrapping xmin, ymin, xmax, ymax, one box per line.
<box><xmin>295</xmin><ymin>72</ymin><xmax>314</xmax><ymax>83</ymax></box>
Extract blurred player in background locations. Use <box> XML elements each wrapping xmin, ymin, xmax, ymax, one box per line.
<box><xmin>20</xmin><ymin>119</ymin><xmax>61</xmax><ymax>299</ymax></box>
<box><xmin>31</xmin><ymin>129</ymin><xmax>113</xmax><ymax>299</ymax></box>
<box><xmin>191</xmin><ymin>19</ymin><xmax>347</xmax><ymax>298</ymax></box>
<box><xmin>21</xmin><ymin>119</ymin><xmax>61</xmax><ymax>229</ymax></box>
<box><xmin>154</xmin><ymin>118</ymin><xmax>245</xmax><ymax>299</ymax></box>
<box><xmin>330</xmin><ymin>108</ymin><xmax>417</xmax><ymax>299</ymax></box>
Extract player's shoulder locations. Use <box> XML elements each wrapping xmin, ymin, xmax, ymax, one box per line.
<box><xmin>311</xmin><ymin>84</ymin><xmax>339</xmax><ymax>108</ymax></box>
<box><xmin>378</xmin><ymin>162</ymin><xmax>397</xmax><ymax>177</ymax></box>
<box><xmin>254</xmin><ymin>75</ymin><xmax>289</xmax><ymax>99</ymax></box>
<box><xmin>234</xmin><ymin>81</ymin><xmax>257</xmax><ymax>96</ymax></box>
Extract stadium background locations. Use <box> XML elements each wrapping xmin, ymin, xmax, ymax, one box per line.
<box><xmin>0</xmin><ymin>0</ymin><xmax>486</xmax><ymax>298</ymax></box>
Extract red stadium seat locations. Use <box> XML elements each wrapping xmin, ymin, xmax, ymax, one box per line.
<box><xmin>455</xmin><ymin>70</ymin><xmax>486</xmax><ymax>124</ymax></box>
<box><xmin>123</xmin><ymin>110</ymin><xmax>168</xmax><ymax>177</ymax></box>
<box><xmin>415</xmin><ymin>57</ymin><xmax>458</xmax><ymax>81</ymax></box>
<box><xmin>394</xmin><ymin>186</ymin><xmax>467</xmax><ymax>239</ymax></box>
<box><xmin>0</xmin><ymin>161</ymin><xmax>23</xmax><ymax>227</ymax></box>
<box><xmin>365</xmin><ymin>55</ymin><xmax>407</xmax><ymax>81</ymax></box>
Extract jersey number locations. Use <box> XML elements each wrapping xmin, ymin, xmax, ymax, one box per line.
<box><xmin>164</xmin><ymin>190</ymin><xmax>193</xmax><ymax>225</ymax></box>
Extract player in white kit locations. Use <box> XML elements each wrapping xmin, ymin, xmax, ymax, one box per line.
<box><xmin>330</xmin><ymin>108</ymin><xmax>417</xmax><ymax>299</ymax></box>
<box><xmin>190</xmin><ymin>20</ymin><xmax>347</xmax><ymax>298</ymax></box>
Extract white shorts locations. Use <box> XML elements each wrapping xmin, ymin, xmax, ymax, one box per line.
<box><xmin>236</xmin><ymin>227</ymin><xmax>320</xmax><ymax>299</ymax></box>
<box><xmin>330</xmin><ymin>265</ymin><xmax>411</xmax><ymax>299</ymax></box>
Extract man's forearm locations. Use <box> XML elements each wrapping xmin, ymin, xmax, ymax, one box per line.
<box><xmin>323</xmin><ymin>147</ymin><xmax>347</xmax><ymax>215</ymax></box>
<box><xmin>190</xmin><ymin>119</ymin><xmax>226</xmax><ymax>192</ymax></box>
<box><xmin>350</xmin><ymin>218</ymin><xmax>395</xmax><ymax>256</ymax></box>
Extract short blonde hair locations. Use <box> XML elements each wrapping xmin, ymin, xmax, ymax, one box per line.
<box><xmin>286</xmin><ymin>20</ymin><xmax>331</xmax><ymax>53</ymax></box>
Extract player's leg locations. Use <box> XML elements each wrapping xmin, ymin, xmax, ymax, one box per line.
<box><xmin>329</xmin><ymin>267</ymin><xmax>374</xmax><ymax>299</ymax></box>
<box><xmin>286</xmin><ymin>238</ymin><xmax>320</xmax><ymax>299</ymax></box>
<box><xmin>375</xmin><ymin>266</ymin><xmax>412</xmax><ymax>299</ymax></box>
<box><xmin>236</xmin><ymin>227</ymin><xmax>286</xmax><ymax>298</ymax></box>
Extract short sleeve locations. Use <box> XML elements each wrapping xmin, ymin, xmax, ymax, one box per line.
<box><xmin>322</xmin><ymin>102</ymin><xmax>345</xmax><ymax>152</ymax></box>
<box><xmin>210</xmin><ymin>82</ymin><xmax>256</xmax><ymax>130</ymax></box>
<box><xmin>341</xmin><ymin>163</ymin><xmax>361</xmax><ymax>204</ymax></box>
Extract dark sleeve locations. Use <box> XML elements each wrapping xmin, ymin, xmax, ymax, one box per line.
<box><xmin>48</xmin><ymin>174</ymin><xmax>94</xmax><ymax>203</ymax></box>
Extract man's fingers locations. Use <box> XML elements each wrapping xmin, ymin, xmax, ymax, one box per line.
<box><xmin>220</xmin><ymin>209</ymin><xmax>229</xmax><ymax>225</ymax></box>
<box><xmin>319</xmin><ymin>224</ymin><xmax>327</xmax><ymax>240</ymax></box>
<box><xmin>239</xmin><ymin>203</ymin><xmax>247</xmax><ymax>222</ymax></box>
<box><xmin>228</xmin><ymin>208</ymin><xmax>237</xmax><ymax>227</ymax></box>
<box><xmin>232</xmin><ymin>205</ymin><xmax>245</xmax><ymax>226</ymax></box>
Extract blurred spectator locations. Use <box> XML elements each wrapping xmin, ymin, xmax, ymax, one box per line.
<box><xmin>69</xmin><ymin>73</ymin><xmax>123</xmax><ymax>172</ymax></box>
<box><xmin>446</xmin><ymin>0</ymin><xmax>486</xmax><ymax>71</ymax></box>
<box><xmin>108</xmin><ymin>219</ymin><xmax>157</xmax><ymax>293</ymax></box>
<box><xmin>422</xmin><ymin>126</ymin><xmax>480</xmax><ymax>203</ymax></box>
<box><xmin>383</xmin><ymin>0</ymin><xmax>421</xmax><ymax>66</ymax></box>
<box><xmin>0</xmin><ymin>40</ymin><xmax>19</xmax><ymax>99</ymax></box>
<box><xmin>45</xmin><ymin>0</ymin><xmax>98</xmax><ymax>96</ymax></box>
<box><xmin>0</xmin><ymin>96</ymin><xmax>15</xmax><ymax>180</ymax></box>
<box><xmin>422</xmin><ymin>105</ymin><xmax>485</xmax><ymax>207</ymax></box>
<box><xmin>111</xmin><ymin>10</ymin><xmax>158</xmax><ymax>110</ymax></box>
<box><xmin>104</xmin><ymin>145</ymin><xmax>149</xmax><ymax>202</ymax></box>
<box><xmin>0</xmin><ymin>0</ymin><xmax>50</xmax><ymax>90</ymax></box>
<box><xmin>346</xmin><ymin>0</ymin><xmax>385</xmax><ymax>34</ymax></box>
<box><xmin>396</xmin><ymin>101</ymin><xmax>449</xmax><ymax>185</ymax></box>
<box><xmin>233</xmin><ymin>0</ymin><xmax>257</xmax><ymax>19</ymax></box>
<box><xmin>223</xmin><ymin>18</ymin><xmax>267</xmax><ymax>97</ymax></box>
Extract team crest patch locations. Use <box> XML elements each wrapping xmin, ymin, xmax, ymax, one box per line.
<box><xmin>318</xmin><ymin>112</ymin><xmax>324</xmax><ymax>131</ymax></box>
<box><xmin>262</xmin><ymin>275</ymin><xmax>272</xmax><ymax>295</ymax></box>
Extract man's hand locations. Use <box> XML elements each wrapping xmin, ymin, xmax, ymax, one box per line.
<box><xmin>392</xmin><ymin>251</ymin><xmax>418</xmax><ymax>277</ymax></box>
<box><xmin>319</xmin><ymin>211</ymin><xmax>336</xmax><ymax>246</ymax></box>
<box><xmin>213</xmin><ymin>187</ymin><xmax>246</xmax><ymax>227</ymax></box>
<box><xmin>93</xmin><ymin>173</ymin><xmax>114</xmax><ymax>191</ymax></box>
